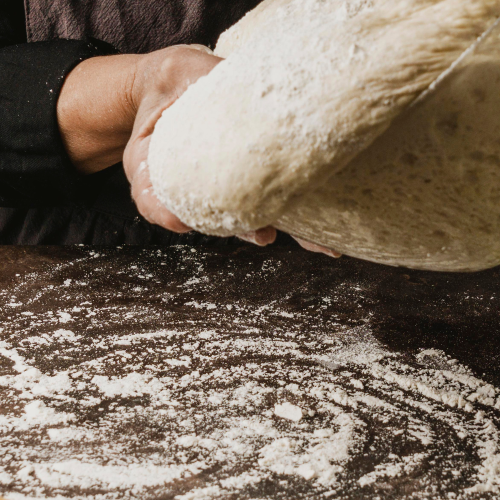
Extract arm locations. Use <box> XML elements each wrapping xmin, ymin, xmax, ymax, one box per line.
<box><xmin>56</xmin><ymin>53</ymin><xmax>140</xmax><ymax>175</ymax></box>
<box><xmin>0</xmin><ymin>28</ymin><xmax>333</xmax><ymax>251</ymax></box>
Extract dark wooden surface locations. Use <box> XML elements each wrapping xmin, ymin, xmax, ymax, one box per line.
<box><xmin>0</xmin><ymin>246</ymin><xmax>499</xmax><ymax>499</ymax></box>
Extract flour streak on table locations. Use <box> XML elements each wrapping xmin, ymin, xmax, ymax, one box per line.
<box><xmin>0</xmin><ymin>246</ymin><xmax>499</xmax><ymax>499</ymax></box>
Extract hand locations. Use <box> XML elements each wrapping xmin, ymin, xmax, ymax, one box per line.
<box><xmin>122</xmin><ymin>44</ymin><xmax>222</xmax><ymax>233</ymax></box>
<box><xmin>123</xmin><ymin>45</ymin><xmax>278</xmax><ymax>242</ymax></box>
<box><xmin>122</xmin><ymin>46</ymin><xmax>340</xmax><ymax>251</ymax></box>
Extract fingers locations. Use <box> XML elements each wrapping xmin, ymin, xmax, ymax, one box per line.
<box><xmin>127</xmin><ymin>158</ymin><xmax>335</xmax><ymax>251</ymax></box>
<box><xmin>294</xmin><ymin>238</ymin><xmax>342</xmax><ymax>258</ymax></box>
<box><xmin>238</xmin><ymin>227</ymin><xmax>277</xmax><ymax>246</ymax></box>
<box><xmin>131</xmin><ymin>161</ymin><xmax>192</xmax><ymax>233</ymax></box>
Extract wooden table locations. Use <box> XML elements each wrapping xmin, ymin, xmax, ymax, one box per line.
<box><xmin>0</xmin><ymin>246</ymin><xmax>499</xmax><ymax>499</ymax></box>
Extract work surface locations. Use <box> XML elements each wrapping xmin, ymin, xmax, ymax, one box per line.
<box><xmin>0</xmin><ymin>246</ymin><xmax>499</xmax><ymax>500</ymax></box>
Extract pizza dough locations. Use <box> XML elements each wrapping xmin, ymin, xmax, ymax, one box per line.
<box><xmin>148</xmin><ymin>0</ymin><xmax>500</xmax><ymax>271</ymax></box>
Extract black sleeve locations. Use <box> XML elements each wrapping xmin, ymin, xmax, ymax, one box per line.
<box><xmin>0</xmin><ymin>38</ymin><xmax>119</xmax><ymax>207</ymax></box>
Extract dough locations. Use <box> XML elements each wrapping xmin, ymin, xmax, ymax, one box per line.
<box><xmin>279</xmin><ymin>50</ymin><xmax>500</xmax><ymax>272</ymax></box>
<box><xmin>148</xmin><ymin>0</ymin><xmax>500</xmax><ymax>271</ymax></box>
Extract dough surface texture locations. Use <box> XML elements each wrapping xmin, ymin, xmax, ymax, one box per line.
<box><xmin>148</xmin><ymin>0</ymin><xmax>500</xmax><ymax>271</ymax></box>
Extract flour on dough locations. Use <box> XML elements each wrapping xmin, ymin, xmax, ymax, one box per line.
<box><xmin>278</xmin><ymin>36</ymin><xmax>500</xmax><ymax>272</ymax></box>
<box><xmin>148</xmin><ymin>0</ymin><xmax>500</xmax><ymax>271</ymax></box>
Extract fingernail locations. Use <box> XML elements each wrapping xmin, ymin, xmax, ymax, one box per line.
<box><xmin>327</xmin><ymin>250</ymin><xmax>342</xmax><ymax>258</ymax></box>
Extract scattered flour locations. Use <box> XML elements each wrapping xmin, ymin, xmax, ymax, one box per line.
<box><xmin>274</xmin><ymin>402</ymin><xmax>303</xmax><ymax>422</ymax></box>
<box><xmin>0</xmin><ymin>247</ymin><xmax>498</xmax><ymax>499</ymax></box>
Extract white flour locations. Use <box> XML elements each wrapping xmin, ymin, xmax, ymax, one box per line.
<box><xmin>0</xmin><ymin>247</ymin><xmax>498</xmax><ymax>499</ymax></box>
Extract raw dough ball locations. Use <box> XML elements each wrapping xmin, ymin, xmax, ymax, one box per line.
<box><xmin>148</xmin><ymin>0</ymin><xmax>500</xmax><ymax>271</ymax></box>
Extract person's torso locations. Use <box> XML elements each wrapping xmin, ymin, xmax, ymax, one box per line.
<box><xmin>25</xmin><ymin>0</ymin><xmax>262</xmax><ymax>52</ymax></box>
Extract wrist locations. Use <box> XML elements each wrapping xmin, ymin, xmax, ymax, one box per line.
<box><xmin>128</xmin><ymin>49</ymin><xmax>170</xmax><ymax>120</ymax></box>
<box><xmin>57</xmin><ymin>53</ymin><xmax>143</xmax><ymax>174</ymax></box>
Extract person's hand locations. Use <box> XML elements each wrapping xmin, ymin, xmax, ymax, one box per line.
<box><xmin>120</xmin><ymin>45</ymin><xmax>219</xmax><ymax>233</ymax></box>
<box><xmin>122</xmin><ymin>45</ymin><xmax>340</xmax><ymax>253</ymax></box>
<box><xmin>123</xmin><ymin>45</ymin><xmax>277</xmax><ymax>243</ymax></box>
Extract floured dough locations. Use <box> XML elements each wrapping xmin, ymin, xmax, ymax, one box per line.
<box><xmin>278</xmin><ymin>45</ymin><xmax>500</xmax><ymax>272</ymax></box>
<box><xmin>148</xmin><ymin>0</ymin><xmax>500</xmax><ymax>271</ymax></box>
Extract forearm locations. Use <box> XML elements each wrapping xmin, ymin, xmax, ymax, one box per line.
<box><xmin>57</xmin><ymin>54</ymin><xmax>141</xmax><ymax>175</ymax></box>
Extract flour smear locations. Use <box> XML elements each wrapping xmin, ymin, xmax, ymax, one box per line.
<box><xmin>0</xmin><ymin>247</ymin><xmax>498</xmax><ymax>499</ymax></box>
